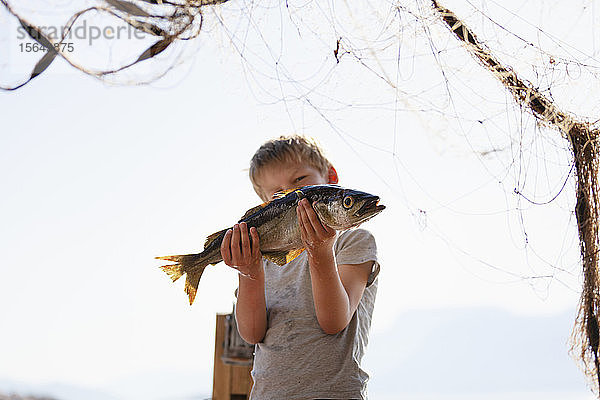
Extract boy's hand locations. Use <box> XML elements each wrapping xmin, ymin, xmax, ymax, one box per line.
<box><xmin>297</xmin><ymin>198</ymin><xmax>336</xmax><ymax>257</ymax></box>
<box><xmin>221</xmin><ymin>222</ymin><xmax>263</xmax><ymax>279</ymax></box>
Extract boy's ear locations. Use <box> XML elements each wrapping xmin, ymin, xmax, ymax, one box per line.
<box><xmin>328</xmin><ymin>166</ymin><xmax>339</xmax><ymax>184</ymax></box>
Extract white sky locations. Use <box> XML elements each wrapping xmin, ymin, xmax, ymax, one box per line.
<box><xmin>0</xmin><ymin>1</ymin><xmax>598</xmax><ymax>399</ymax></box>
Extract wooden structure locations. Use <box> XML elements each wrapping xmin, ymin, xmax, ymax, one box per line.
<box><xmin>212</xmin><ymin>313</ymin><xmax>254</xmax><ymax>399</ymax></box>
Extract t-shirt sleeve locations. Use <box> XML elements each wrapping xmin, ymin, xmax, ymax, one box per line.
<box><xmin>334</xmin><ymin>228</ymin><xmax>380</xmax><ymax>287</ymax></box>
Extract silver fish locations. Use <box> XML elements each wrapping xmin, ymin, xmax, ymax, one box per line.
<box><xmin>156</xmin><ymin>184</ymin><xmax>385</xmax><ymax>305</ymax></box>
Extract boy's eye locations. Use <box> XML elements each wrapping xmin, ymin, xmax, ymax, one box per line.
<box><xmin>295</xmin><ymin>176</ymin><xmax>306</xmax><ymax>183</ymax></box>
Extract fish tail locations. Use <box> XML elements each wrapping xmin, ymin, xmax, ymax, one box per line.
<box><xmin>155</xmin><ymin>253</ymin><xmax>210</xmax><ymax>305</ymax></box>
<box><xmin>184</xmin><ymin>268</ymin><xmax>205</xmax><ymax>306</ymax></box>
<box><xmin>158</xmin><ymin>262</ymin><xmax>184</xmax><ymax>282</ymax></box>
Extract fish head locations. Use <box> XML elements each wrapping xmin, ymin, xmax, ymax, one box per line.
<box><xmin>305</xmin><ymin>185</ymin><xmax>386</xmax><ymax>230</ymax></box>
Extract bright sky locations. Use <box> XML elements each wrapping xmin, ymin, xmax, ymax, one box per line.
<box><xmin>0</xmin><ymin>1</ymin><xmax>598</xmax><ymax>399</ymax></box>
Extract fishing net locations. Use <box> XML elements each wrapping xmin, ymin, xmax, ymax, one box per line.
<box><xmin>431</xmin><ymin>1</ymin><xmax>600</xmax><ymax>392</ymax></box>
<box><xmin>0</xmin><ymin>0</ymin><xmax>230</xmax><ymax>89</ymax></box>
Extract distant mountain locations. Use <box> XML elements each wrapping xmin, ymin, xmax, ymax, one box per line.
<box><xmin>363</xmin><ymin>307</ymin><xmax>594</xmax><ymax>398</ymax></box>
<box><xmin>0</xmin><ymin>393</ymin><xmax>57</xmax><ymax>400</ymax></box>
<box><xmin>0</xmin><ymin>376</ymin><xmax>211</xmax><ymax>400</ymax></box>
<box><xmin>0</xmin><ymin>379</ymin><xmax>119</xmax><ymax>400</ymax></box>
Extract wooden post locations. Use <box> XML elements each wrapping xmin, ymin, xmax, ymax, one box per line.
<box><xmin>212</xmin><ymin>313</ymin><xmax>253</xmax><ymax>400</ymax></box>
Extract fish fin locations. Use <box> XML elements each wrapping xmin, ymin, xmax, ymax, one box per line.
<box><xmin>272</xmin><ymin>188</ymin><xmax>305</xmax><ymax>201</ymax></box>
<box><xmin>156</xmin><ymin>255</ymin><xmax>179</xmax><ymax>262</ymax></box>
<box><xmin>159</xmin><ymin>263</ymin><xmax>184</xmax><ymax>282</ymax></box>
<box><xmin>238</xmin><ymin>203</ymin><xmax>268</xmax><ymax>222</ymax></box>
<box><xmin>263</xmin><ymin>251</ymin><xmax>288</xmax><ymax>266</ymax></box>
<box><xmin>286</xmin><ymin>248</ymin><xmax>305</xmax><ymax>264</ymax></box>
<box><xmin>155</xmin><ymin>253</ymin><xmax>209</xmax><ymax>305</ymax></box>
<box><xmin>272</xmin><ymin>188</ymin><xmax>297</xmax><ymax>199</ymax></box>
<box><xmin>204</xmin><ymin>228</ymin><xmax>227</xmax><ymax>249</ymax></box>
<box><xmin>185</xmin><ymin>268</ymin><xmax>205</xmax><ymax>306</ymax></box>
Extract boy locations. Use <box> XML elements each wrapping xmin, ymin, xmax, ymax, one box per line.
<box><xmin>220</xmin><ymin>135</ymin><xmax>380</xmax><ymax>399</ymax></box>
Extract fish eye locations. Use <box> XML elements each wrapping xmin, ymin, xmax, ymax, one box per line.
<box><xmin>343</xmin><ymin>195</ymin><xmax>354</xmax><ymax>209</ymax></box>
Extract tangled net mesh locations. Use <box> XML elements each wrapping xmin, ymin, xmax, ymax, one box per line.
<box><xmin>430</xmin><ymin>1</ymin><xmax>600</xmax><ymax>392</ymax></box>
<box><xmin>0</xmin><ymin>0</ymin><xmax>230</xmax><ymax>89</ymax></box>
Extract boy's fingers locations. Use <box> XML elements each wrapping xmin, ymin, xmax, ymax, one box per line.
<box><xmin>231</xmin><ymin>224</ymin><xmax>242</xmax><ymax>263</ymax></box>
<box><xmin>296</xmin><ymin>206</ymin><xmax>306</xmax><ymax>241</ymax></box>
<box><xmin>296</xmin><ymin>203</ymin><xmax>307</xmax><ymax>233</ymax></box>
<box><xmin>298</xmin><ymin>202</ymin><xmax>315</xmax><ymax>239</ymax></box>
<box><xmin>305</xmin><ymin>201</ymin><xmax>325</xmax><ymax>233</ymax></box>
<box><xmin>240</xmin><ymin>222</ymin><xmax>250</xmax><ymax>261</ymax></box>
<box><xmin>250</xmin><ymin>227</ymin><xmax>260</xmax><ymax>258</ymax></box>
<box><xmin>221</xmin><ymin>229</ymin><xmax>233</xmax><ymax>266</ymax></box>
<box><xmin>300</xmin><ymin>200</ymin><xmax>318</xmax><ymax>235</ymax></box>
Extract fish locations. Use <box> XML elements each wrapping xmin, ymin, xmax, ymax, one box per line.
<box><xmin>156</xmin><ymin>184</ymin><xmax>385</xmax><ymax>305</ymax></box>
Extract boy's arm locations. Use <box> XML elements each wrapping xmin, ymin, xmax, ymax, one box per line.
<box><xmin>297</xmin><ymin>198</ymin><xmax>372</xmax><ymax>335</ymax></box>
<box><xmin>221</xmin><ymin>222</ymin><xmax>267</xmax><ymax>344</ymax></box>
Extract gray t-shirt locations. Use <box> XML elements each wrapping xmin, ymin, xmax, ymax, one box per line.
<box><xmin>250</xmin><ymin>228</ymin><xmax>380</xmax><ymax>400</ymax></box>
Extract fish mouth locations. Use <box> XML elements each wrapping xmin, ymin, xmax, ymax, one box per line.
<box><xmin>354</xmin><ymin>196</ymin><xmax>386</xmax><ymax>218</ymax></box>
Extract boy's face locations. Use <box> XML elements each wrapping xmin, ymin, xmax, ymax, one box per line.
<box><xmin>255</xmin><ymin>161</ymin><xmax>329</xmax><ymax>201</ymax></box>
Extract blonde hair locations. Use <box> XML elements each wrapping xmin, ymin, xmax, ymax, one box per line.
<box><xmin>249</xmin><ymin>135</ymin><xmax>332</xmax><ymax>199</ymax></box>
